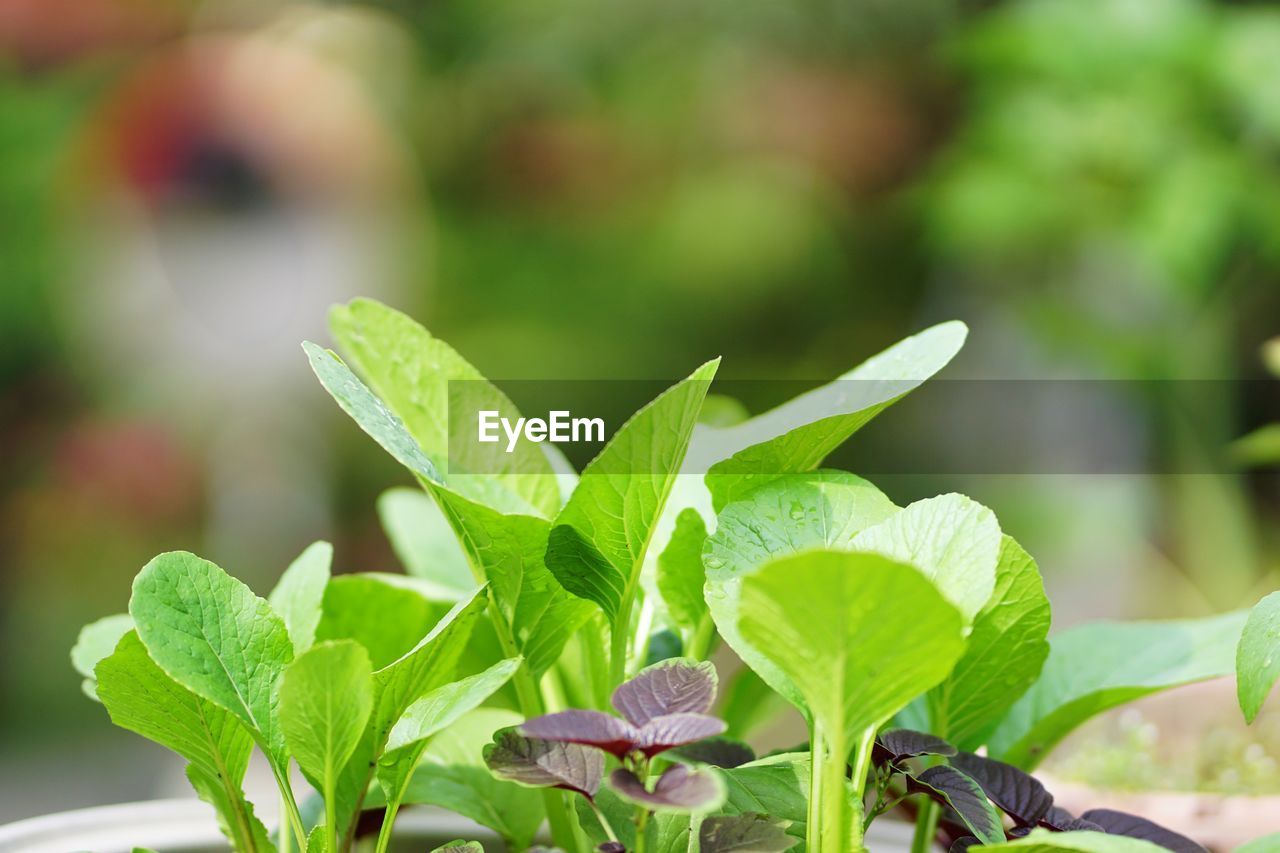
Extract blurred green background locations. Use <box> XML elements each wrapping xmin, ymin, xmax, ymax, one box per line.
<box><xmin>1</xmin><ymin>0</ymin><xmax>1279</xmax><ymax>824</ymax></box>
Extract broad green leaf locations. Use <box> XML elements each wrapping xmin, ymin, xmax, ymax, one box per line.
<box><xmin>1238</xmin><ymin>591</ymin><xmax>1280</xmax><ymax>723</ymax></box>
<box><xmin>315</xmin><ymin>574</ymin><xmax>446</xmax><ymax>670</ymax></box>
<box><xmin>96</xmin><ymin>632</ymin><xmax>264</xmax><ymax>852</ymax></box>
<box><xmin>304</xmin><ymin>825</ymin><xmax>326</xmax><ymax>853</ymax></box>
<box><xmin>988</xmin><ymin>611</ymin><xmax>1249</xmax><ymax>769</ymax></box>
<box><xmin>377</xmin><ymin>657</ymin><xmax>521</xmax><ymax>811</ymax></box>
<box><xmin>330</xmin><ymin>589</ymin><xmax>489</xmax><ymax>838</ymax></box>
<box><xmin>130</xmin><ymin>552</ymin><xmax>294</xmax><ymax>764</ymax></box>
<box><xmin>431</xmin><ymin>486</ymin><xmax>593</xmax><ymax>678</ymax></box>
<box><xmin>546</xmin><ymin>358</ymin><xmax>720</xmax><ymax>622</ymax></box>
<box><xmin>697</xmin><ymin>321</ymin><xmax>967</xmax><ymax>510</ymax></box>
<box><xmin>72</xmin><ymin>613</ymin><xmax>133</xmax><ymax>700</ymax></box>
<box><xmin>657</xmin><ymin>508</ymin><xmax>710</xmax><ymax>632</ymax></box>
<box><xmin>926</xmin><ymin>536</ymin><xmax>1051</xmax><ymax>748</ymax></box>
<box><xmin>720</xmin><ymin>753</ymin><xmax>811</xmax><ymax>844</ymax></box>
<box><xmin>305</xmin><ymin>342</ymin><xmax>440</xmax><ymax>484</ymax></box>
<box><xmin>738</xmin><ymin>550</ymin><xmax>966</xmax><ymax>748</ymax></box>
<box><xmin>269</xmin><ymin>541</ymin><xmax>332</xmax><ymax>654</ymax></box>
<box><xmin>280</xmin><ymin>641</ymin><xmax>373</xmax><ymax>800</ymax></box>
<box><xmin>378</xmin><ymin>488</ymin><xmax>475</xmax><ymax>599</ymax></box>
<box><xmin>402</xmin><ymin>708</ymin><xmax>545</xmax><ymax>849</ymax></box>
<box><xmin>705</xmin><ymin>471</ymin><xmax>898</xmax><ymax>710</ymax></box>
<box><xmin>850</xmin><ymin>494</ymin><xmax>1001</xmax><ymax>622</ymax></box>
<box><xmin>327</xmin><ymin>298</ymin><xmax>560</xmax><ymax>517</ymax></box>
<box><xmin>983</xmin><ymin>829</ymin><xmax>1167</xmax><ymax>852</ymax></box>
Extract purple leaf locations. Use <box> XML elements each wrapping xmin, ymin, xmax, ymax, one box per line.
<box><xmin>597</xmin><ymin>844</ymin><xmax>626</xmax><ymax>853</ymax></box>
<box><xmin>483</xmin><ymin>727</ymin><xmax>604</xmax><ymax>799</ymax></box>
<box><xmin>609</xmin><ymin>764</ymin><xmax>725</xmax><ymax>812</ymax></box>
<box><xmin>1040</xmin><ymin>806</ymin><xmax>1103</xmax><ymax>833</ymax></box>
<box><xmin>520</xmin><ymin>710</ymin><xmax>639</xmax><ymax>759</ymax></box>
<box><xmin>949</xmin><ymin>839</ymin><xmax>980</xmax><ymax>853</ymax></box>
<box><xmin>635</xmin><ymin>712</ymin><xmax>728</xmax><ymax>757</ymax></box>
<box><xmin>699</xmin><ymin>813</ymin><xmax>795</xmax><ymax>852</ymax></box>
<box><xmin>874</xmin><ymin>729</ymin><xmax>957</xmax><ymax>765</ymax></box>
<box><xmin>612</xmin><ymin>659</ymin><xmax>718</xmax><ymax>727</ymax></box>
<box><xmin>950</xmin><ymin>751</ymin><xmax>1052</xmax><ymax>827</ymax></box>
<box><xmin>1080</xmin><ymin>809</ymin><xmax>1207</xmax><ymax>853</ymax></box>
<box><xmin>909</xmin><ymin>765</ymin><xmax>1004</xmax><ymax>846</ymax></box>
<box><xmin>672</xmin><ymin>736</ymin><xmax>756</xmax><ymax>768</ymax></box>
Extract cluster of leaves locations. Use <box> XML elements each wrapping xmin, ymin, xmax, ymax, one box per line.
<box><xmin>74</xmin><ymin>298</ymin><xmax>1279</xmax><ymax>853</ymax></box>
<box><xmin>867</xmin><ymin>728</ymin><xmax>1207</xmax><ymax>852</ymax></box>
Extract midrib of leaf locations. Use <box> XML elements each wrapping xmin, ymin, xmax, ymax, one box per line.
<box><xmin>192</xmin><ymin>699</ymin><xmax>259</xmax><ymax>851</ymax></box>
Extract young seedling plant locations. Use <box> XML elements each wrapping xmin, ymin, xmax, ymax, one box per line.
<box><xmin>73</xmin><ymin>299</ymin><xmax>1278</xmax><ymax>852</ymax></box>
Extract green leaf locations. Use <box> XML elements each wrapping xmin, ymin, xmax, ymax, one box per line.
<box><xmin>72</xmin><ymin>613</ymin><xmax>133</xmax><ymax>700</ymax></box>
<box><xmin>705</xmin><ymin>471</ymin><xmax>898</xmax><ymax>711</ymax></box>
<box><xmin>187</xmin><ymin>764</ymin><xmax>275</xmax><ymax>853</ymax></box>
<box><xmin>850</xmin><ymin>494</ymin><xmax>1001</xmax><ymax>622</ymax></box>
<box><xmin>315</xmin><ymin>574</ymin><xmax>447</xmax><ymax>670</ymax></box>
<box><xmin>738</xmin><ymin>550</ymin><xmax>966</xmax><ymax>748</ymax></box>
<box><xmin>720</xmin><ymin>753</ymin><xmax>811</xmax><ymax>844</ymax></box>
<box><xmin>657</xmin><ymin>508</ymin><xmax>710</xmax><ymax>632</ymax></box>
<box><xmin>926</xmin><ymin>536</ymin><xmax>1051</xmax><ymax>748</ymax></box>
<box><xmin>1237</xmin><ymin>591</ymin><xmax>1280</xmax><ymax>724</ymax></box>
<box><xmin>330</xmin><ymin>589</ymin><xmax>490</xmax><ymax>836</ymax></box>
<box><xmin>982</xmin><ymin>829</ymin><xmax>1168</xmax><ymax>852</ymax></box>
<box><xmin>430</xmin><ymin>486</ymin><xmax>593</xmax><ymax>678</ymax></box>
<box><xmin>129</xmin><ymin>551</ymin><xmax>294</xmax><ymax>765</ymax></box>
<box><xmin>1236</xmin><ymin>833</ymin><xmax>1280</xmax><ymax>853</ymax></box>
<box><xmin>698</xmin><ymin>321</ymin><xmax>967</xmax><ymax>510</ymax></box>
<box><xmin>402</xmin><ymin>708</ymin><xmax>545</xmax><ymax>849</ymax></box>
<box><xmin>304</xmin><ymin>341</ymin><xmax>441</xmax><ymax>485</ymax></box>
<box><xmin>269</xmin><ymin>541</ymin><xmax>332</xmax><ymax>655</ymax></box>
<box><xmin>378</xmin><ymin>487</ymin><xmax>476</xmax><ymax>599</ymax></box>
<box><xmin>430</xmin><ymin>842</ymin><xmax>483</xmax><ymax>853</ymax></box>
<box><xmin>327</xmin><ymin>298</ymin><xmax>560</xmax><ymax>517</ymax></box>
<box><xmin>988</xmin><ymin>611</ymin><xmax>1249</xmax><ymax>769</ymax></box>
<box><xmin>546</xmin><ymin>358</ymin><xmax>719</xmax><ymax>621</ymax></box>
<box><xmin>280</xmin><ymin>640</ymin><xmax>373</xmax><ymax>801</ymax></box>
<box><xmin>377</xmin><ymin>657</ymin><xmax>522</xmax><ymax>811</ymax></box>
<box><xmin>96</xmin><ymin>632</ymin><xmax>265</xmax><ymax>852</ymax></box>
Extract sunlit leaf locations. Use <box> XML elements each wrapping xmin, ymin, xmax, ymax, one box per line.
<box><xmin>612</xmin><ymin>658</ymin><xmax>718</xmax><ymax>726</ymax></box>
<box><xmin>268</xmin><ymin>541</ymin><xmax>332</xmax><ymax>655</ymax></box>
<box><xmin>1237</xmin><ymin>590</ymin><xmax>1280</xmax><ymax>724</ymax></box>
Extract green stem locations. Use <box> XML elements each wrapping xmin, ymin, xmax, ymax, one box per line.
<box><xmin>324</xmin><ymin>776</ymin><xmax>338</xmax><ymax>853</ymax></box>
<box><xmin>818</xmin><ymin>728</ymin><xmax>849</xmax><ymax>853</ymax></box>
<box><xmin>269</xmin><ymin>762</ymin><xmax>308</xmax><ymax>852</ymax></box>
<box><xmin>510</xmin><ymin>663</ymin><xmax>581</xmax><ymax>852</ymax></box>
<box><xmin>610</xmin><ymin>585</ymin><xmax>639</xmax><ymax>687</ymax></box>
<box><xmin>911</xmin><ymin>800</ymin><xmax>940</xmax><ymax>853</ymax></box>
<box><xmin>278</xmin><ymin>793</ymin><xmax>294</xmax><ymax>853</ymax></box>
<box><xmin>686</xmin><ymin>614</ymin><xmax>716</xmax><ymax>662</ymax></box>
<box><xmin>590</xmin><ymin>799</ymin><xmax>621</xmax><ymax>842</ymax></box>
<box><xmin>846</xmin><ymin>728</ymin><xmax>875</xmax><ymax>850</ymax></box>
<box><xmin>806</xmin><ymin>723</ymin><xmax>824</xmax><ymax>853</ymax></box>
<box><xmin>374</xmin><ymin>801</ymin><xmax>401</xmax><ymax>853</ymax></box>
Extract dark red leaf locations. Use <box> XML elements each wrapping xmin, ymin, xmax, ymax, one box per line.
<box><xmin>612</xmin><ymin>659</ymin><xmax>718</xmax><ymax>727</ymax></box>
<box><xmin>699</xmin><ymin>813</ymin><xmax>795</xmax><ymax>852</ymax></box>
<box><xmin>483</xmin><ymin>727</ymin><xmax>604</xmax><ymax>799</ymax></box>
<box><xmin>949</xmin><ymin>838</ymin><xmax>980</xmax><ymax>853</ymax></box>
<box><xmin>635</xmin><ymin>712</ymin><xmax>727</xmax><ymax>757</ymax></box>
<box><xmin>597</xmin><ymin>844</ymin><xmax>626</xmax><ymax>853</ymax></box>
<box><xmin>610</xmin><ymin>764</ymin><xmax>724</xmax><ymax>811</ymax></box>
<box><xmin>672</xmin><ymin>736</ymin><xmax>756</xmax><ymax>768</ymax></box>
<box><xmin>874</xmin><ymin>729</ymin><xmax>957</xmax><ymax>766</ymax></box>
<box><xmin>520</xmin><ymin>710</ymin><xmax>639</xmax><ymax>758</ymax></box>
<box><xmin>1080</xmin><ymin>809</ymin><xmax>1207</xmax><ymax>853</ymax></box>
<box><xmin>909</xmin><ymin>765</ymin><xmax>1004</xmax><ymax>846</ymax></box>
<box><xmin>1040</xmin><ymin>805</ymin><xmax>1103</xmax><ymax>833</ymax></box>
<box><xmin>950</xmin><ymin>751</ymin><xmax>1052</xmax><ymax>827</ymax></box>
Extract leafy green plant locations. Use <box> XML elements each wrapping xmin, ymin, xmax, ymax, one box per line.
<box><xmin>74</xmin><ymin>299</ymin><xmax>1276</xmax><ymax>852</ymax></box>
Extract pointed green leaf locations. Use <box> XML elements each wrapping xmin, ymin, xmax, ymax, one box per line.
<box><xmin>280</xmin><ymin>640</ymin><xmax>373</xmax><ymax>797</ymax></box>
<box><xmin>850</xmin><ymin>493</ymin><xmax>1001</xmax><ymax>622</ymax></box>
<box><xmin>699</xmin><ymin>321</ymin><xmax>967</xmax><ymax>510</ymax></box>
<box><xmin>546</xmin><ymin>359</ymin><xmax>719</xmax><ymax>620</ymax></box>
<box><xmin>96</xmin><ymin>632</ymin><xmax>264</xmax><ymax>852</ymax></box>
<box><xmin>72</xmin><ymin>613</ymin><xmax>134</xmax><ymax>700</ymax></box>
<box><xmin>377</xmin><ymin>657</ymin><xmax>521</xmax><ymax>810</ymax></box>
<box><xmin>988</xmin><ymin>611</ymin><xmax>1249</xmax><ymax>769</ymax></box>
<box><xmin>1238</xmin><ymin>590</ymin><xmax>1280</xmax><ymax>724</ymax></box>
<box><xmin>704</xmin><ymin>471</ymin><xmax>899</xmax><ymax>711</ymax></box>
<box><xmin>269</xmin><ymin>541</ymin><xmax>332</xmax><ymax>655</ymax></box>
<box><xmin>927</xmin><ymin>536</ymin><xmax>1051</xmax><ymax>749</ymax></box>
<box><xmin>738</xmin><ymin>550</ymin><xmax>966</xmax><ymax>747</ymax></box>
<box><xmin>657</xmin><ymin>508</ymin><xmax>710</xmax><ymax>632</ymax></box>
<box><xmin>378</xmin><ymin>487</ymin><xmax>476</xmax><ymax>599</ymax></box>
<box><xmin>129</xmin><ymin>551</ymin><xmax>294</xmax><ymax>764</ymax></box>
<box><xmin>430</xmin><ymin>486</ymin><xmax>593</xmax><ymax>678</ymax></box>
<box><xmin>720</xmin><ymin>753</ymin><xmax>811</xmax><ymax>845</ymax></box>
<box><xmin>327</xmin><ymin>298</ymin><xmax>560</xmax><ymax>517</ymax></box>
